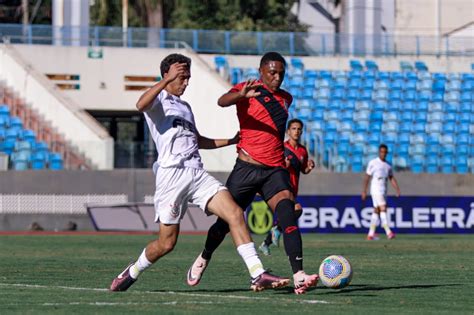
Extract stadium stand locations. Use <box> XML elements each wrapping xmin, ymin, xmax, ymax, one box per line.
<box><xmin>214</xmin><ymin>56</ymin><xmax>474</xmax><ymax>174</ymax></box>
<box><xmin>0</xmin><ymin>83</ymin><xmax>90</xmax><ymax>170</ymax></box>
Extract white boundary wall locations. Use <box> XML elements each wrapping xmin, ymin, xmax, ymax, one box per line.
<box><xmin>0</xmin><ymin>44</ymin><xmax>114</xmax><ymax>169</ymax></box>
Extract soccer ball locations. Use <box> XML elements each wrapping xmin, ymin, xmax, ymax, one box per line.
<box><xmin>318</xmin><ymin>255</ymin><xmax>352</xmax><ymax>289</ymax></box>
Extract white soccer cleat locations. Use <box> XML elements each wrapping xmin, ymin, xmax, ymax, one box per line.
<box><xmin>187</xmin><ymin>253</ymin><xmax>209</xmax><ymax>286</ymax></box>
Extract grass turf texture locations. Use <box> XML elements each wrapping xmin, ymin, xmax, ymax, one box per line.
<box><xmin>0</xmin><ymin>234</ymin><xmax>473</xmax><ymax>314</ymax></box>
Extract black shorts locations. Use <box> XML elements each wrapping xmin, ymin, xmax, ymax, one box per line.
<box><xmin>225</xmin><ymin>158</ymin><xmax>293</xmax><ymax>210</ymax></box>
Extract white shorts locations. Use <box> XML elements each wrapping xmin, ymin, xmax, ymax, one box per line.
<box><xmin>154</xmin><ymin>166</ymin><xmax>227</xmax><ymax>224</ymax></box>
<box><xmin>371</xmin><ymin>194</ymin><xmax>387</xmax><ymax>208</ymax></box>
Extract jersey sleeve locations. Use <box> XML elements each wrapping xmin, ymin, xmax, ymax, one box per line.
<box><xmin>146</xmin><ymin>90</ymin><xmax>165</xmax><ymax>112</ymax></box>
<box><xmin>229</xmin><ymin>82</ymin><xmax>245</xmax><ymax>93</ymax></box>
<box><xmin>366</xmin><ymin>161</ymin><xmax>374</xmax><ymax>176</ymax></box>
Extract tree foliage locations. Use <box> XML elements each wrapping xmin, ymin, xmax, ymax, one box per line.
<box><xmin>89</xmin><ymin>0</ymin><xmax>307</xmax><ymax>32</ymax></box>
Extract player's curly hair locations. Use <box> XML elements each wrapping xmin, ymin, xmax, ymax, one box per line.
<box><xmin>160</xmin><ymin>53</ymin><xmax>191</xmax><ymax>77</ymax></box>
<box><xmin>260</xmin><ymin>52</ymin><xmax>286</xmax><ymax>68</ymax></box>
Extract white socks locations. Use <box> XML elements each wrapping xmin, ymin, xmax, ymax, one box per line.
<box><xmin>380</xmin><ymin>212</ymin><xmax>392</xmax><ymax>235</ymax></box>
<box><xmin>129</xmin><ymin>248</ymin><xmax>153</xmax><ymax>279</ymax></box>
<box><xmin>237</xmin><ymin>243</ymin><xmax>265</xmax><ymax>279</ymax></box>
<box><xmin>368</xmin><ymin>212</ymin><xmax>379</xmax><ymax>236</ymax></box>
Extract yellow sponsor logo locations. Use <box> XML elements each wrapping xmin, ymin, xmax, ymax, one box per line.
<box><xmin>247</xmin><ymin>201</ymin><xmax>273</xmax><ymax>235</ymax></box>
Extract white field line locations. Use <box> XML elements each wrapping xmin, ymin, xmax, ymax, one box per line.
<box><xmin>0</xmin><ymin>283</ymin><xmax>330</xmax><ymax>304</ymax></box>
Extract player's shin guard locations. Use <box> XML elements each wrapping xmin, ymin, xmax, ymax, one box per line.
<box><xmin>275</xmin><ymin>199</ymin><xmax>303</xmax><ymax>274</ymax></box>
<box><xmin>201</xmin><ymin>218</ymin><xmax>230</xmax><ymax>260</ymax></box>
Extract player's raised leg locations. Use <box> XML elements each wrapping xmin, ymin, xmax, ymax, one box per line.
<box><xmin>266</xmin><ymin>190</ymin><xmax>318</xmax><ymax>294</ymax></box>
<box><xmin>191</xmin><ymin>189</ymin><xmax>290</xmax><ymax>291</ymax></box>
<box><xmin>110</xmin><ymin>223</ymin><xmax>179</xmax><ymax>291</ymax></box>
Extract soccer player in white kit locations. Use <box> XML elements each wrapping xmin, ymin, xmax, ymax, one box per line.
<box><xmin>110</xmin><ymin>54</ymin><xmax>289</xmax><ymax>292</ymax></box>
<box><xmin>361</xmin><ymin>144</ymin><xmax>401</xmax><ymax>240</ymax></box>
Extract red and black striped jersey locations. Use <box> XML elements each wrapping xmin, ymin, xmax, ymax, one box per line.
<box><xmin>230</xmin><ymin>80</ymin><xmax>293</xmax><ymax>167</ymax></box>
<box><xmin>284</xmin><ymin>140</ymin><xmax>309</xmax><ymax>196</ymax></box>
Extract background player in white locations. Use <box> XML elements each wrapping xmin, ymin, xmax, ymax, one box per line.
<box><xmin>362</xmin><ymin>144</ymin><xmax>401</xmax><ymax>240</ymax></box>
<box><xmin>110</xmin><ymin>54</ymin><xmax>289</xmax><ymax>292</ymax></box>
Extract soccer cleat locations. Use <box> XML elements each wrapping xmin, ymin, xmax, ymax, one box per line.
<box><xmin>293</xmin><ymin>271</ymin><xmax>319</xmax><ymax>295</ymax></box>
<box><xmin>387</xmin><ymin>232</ymin><xmax>396</xmax><ymax>240</ymax></box>
<box><xmin>110</xmin><ymin>263</ymin><xmax>136</xmax><ymax>292</ymax></box>
<box><xmin>250</xmin><ymin>271</ymin><xmax>290</xmax><ymax>292</ymax></box>
<box><xmin>258</xmin><ymin>242</ymin><xmax>271</xmax><ymax>256</ymax></box>
<box><xmin>186</xmin><ymin>253</ymin><xmax>209</xmax><ymax>286</ymax></box>
<box><xmin>271</xmin><ymin>226</ymin><xmax>281</xmax><ymax>247</ymax></box>
<box><xmin>366</xmin><ymin>234</ymin><xmax>380</xmax><ymax>241</ymax></box>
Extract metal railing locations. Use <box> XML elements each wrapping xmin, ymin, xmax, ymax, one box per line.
<box><xmin>0</xmin><ymin>24</ymin><xmax>473</xmax><ymax>56</ymax></box>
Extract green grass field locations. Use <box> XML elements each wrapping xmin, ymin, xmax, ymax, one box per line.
<box><xmin>0</xmin><ymin>233</ymin><xmax>473</xmax><ymax>314</ymax></box>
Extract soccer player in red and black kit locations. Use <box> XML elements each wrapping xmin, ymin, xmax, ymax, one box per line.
<box><xmin>186</xmin><ymin>52</ymin><xmax>318</xmax><ymax>294</ymax></box>
<box><xmin>259</xmin><ymin>119</ymin><xmax>315</xmax><ymax>256</ymax></box>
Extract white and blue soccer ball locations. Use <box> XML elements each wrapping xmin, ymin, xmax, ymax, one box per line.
<box><xmin>318</xmin><ymin>255</ymin><xmax>353</xmax><ymax>289</ymax></box>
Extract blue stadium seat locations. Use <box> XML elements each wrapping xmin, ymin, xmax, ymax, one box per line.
<box><xmin>354</xmin><ymin>110</ymin><xmax>370</xmax><ymax>122</ymax></box>
<box><xmin>443</xmin><ymin>102</ymin><xmax>458</xmax><ymax>113</ymax></box>
<box><xmin>457</xmin><ymin>145</ymin><xmax>469</xmax><ymax>156</ymax></box>
<box><xmin>446</xmin><ymin>80</ymin><xmax>461</xmax><ymax>91</ymax></box>
<box><xmin>290</xmin><ymin>87</ymin><xmax>303</xmax><ymax>99</ymax></box>
<box><xmin>2</xmin><ymin>140</ymin><xmax>15</xmax><ymax>155</ymax></box>
<box><xmin>291</xmin><ymin>58</ymin><xmax>304</xmax><ymax>69</ymax></box>
<box><xmin>456</xmin><ymin>123</ymin><xmax>470</xmax><ymax>134</ymax></box>
<box><xmin>393</xmin><ymin>156</ymin><xmax>408</xmax><ymax>171</ymax></box>
<box><xmin>325</xmin><ymin>121</ymin><xmax>338</xmax><ymax>132</ymax></box>
<box><xmin>0</xmin><ymin>104</ymin><xmax>9</xmax><ymax>118</ymax></box>
<box><xmin>330</xmin><ymin>100</ymin><xmax>343</xmax><ymax>110</ymax></box>
<box><xmin>457</xmin><ymin>134</ymin><xmax>470</xmax><ymax>146</ymax></box>
<box><xmin>405</xmin><ymin>80</ymin><xmax>417</xmax><ymax>91</ymax></box>
<box><xmin>369</xmin><ymin>100</ymin><xmax>384</xmax><ymax>111</ymax></box>
<box><xmin>460</xmin><ymin>91</ymin><xmax>472</xmax><ymax>102</ymax></box>
<box><xmin>0</xmin><ymin>128</ymin><xmax>5</xmax><ymax>141</ymax></box>
<box><xmin>426</xmin><ymin>144</ymin><xmax>439</xmax><ymax>155</ymax></box>
<box><xmin>431</xmin><ymin>91</ymin><xmax>444</xmax><ymax>102</ymax></box>
<box><xmin>374</xmin><ymin>80</ymin><xmax>389</xmax><ymax>90</ymax></box>
<box><xmin>428</xmin><ymin>111</ymin><xmax>443</xmax><ymax>122</ymax></box>
<box><xmin>331</xmin><ymin>88</ymin><xmax>345</xmax><ymax>100</ymax></box>
<box><xmin>417</xmin><ymin>90</ymin><xmax>432</xmax><ymax>102</ymax></box>
<box><xmin>440</xmin><ymin>156</ymin><xmax>454</xmax><ymax>173</ymax></box>
<box><xmin>426</xmin><ymin>122</ymin><xmax>443</xmax><ymax>134</ymax></box>
<box><xmin>460</xmin><ymin>80</ymin><xmax>473</xmax><ymax>91</ymax></box>
<box><xmin>323</xmin><ymin>132</ymin><xmax>337</xmax><ymax>146</ymax></box>
<box><xmin>359</xmin><ymin>89</ymin><xmax>372</xmax><ymax>100</ymax></box>
<box><xmin>382</xmin><ymin>121</ymin><xmax>398</xmax><ymax>133</ymax></box>
<box><xmin>433</xmin><ymin>73</ymin><xmax>446</xmax><ymax>81</ymax></box>
<box><xmin>352</xmin><ymin>133</ymin><xmax>365</xmax><ymax>144</ymax></box>
<box><xmin>317</xmin><ymin>78</ymin><xmax>331</xmax><ymax>88</ymax></box>
<box><xmin>304</xmin><ymin>77</ymin><xmax>317</xmax><ymax>88</ymax></box>
<box><xmin>31</xmin><ymin>152</ymin><xmax>46</xmax><ymax>170</ymax></box>
<box><xmin>324</xmin><ymin>110</ymin><xmax>339</xmax><ymax>122</ymax></box>
<box><xmin>447</xmin><ymin>73</ymin><xmax>461</xmax><ymax>81</ymax></box>
<box><xmin>230</xmin><ymin>68</ymin><xmax>242</xmax><ymax>84</ymax></box>
<box><xmin>442</xmin><ymin>122</ymin><xmax>456</xmax><ymax>134</ymax></box>
<box><xmin>455</xmin><ymin>156</ymin><xmax>469</xmax><ymax>174</ymax></box>
<box><xmin>390</xmin><ymin>101</ymin><xmax>403</xmax><ymax>111</ymax></box>
<box><xmin>370</xmin><ymin>111</ymin><xmax>383</xmax><ymax>122</ymax></box>
<box><xmin>319</xmin><ymin>71</ymin><xmax>332</xmax><ymax>80</ymax></box>
<box><xmin>351</xmin><ymin>155</ymin><xmax>363</xmax><ymax>172</ymax></box>
<box><xmin>426</xmin><ymin>156</ymin><xmax>439</xmax><ymax>173</ymax></box>
<box><xmin>409</xmin><ymin>144</ymin><xmax>425</xmax><ymax>156</ymax></box>
<box><xmin>411</xmin><ymin>155</ymin><xmax>424</xmax><ymax>173</ymax></box>
<box><xmin>399</xmin><ymin>122</ymin><xmax>412</xmax><ymax>133</ymax></box>
<box><xmin>432</xmin><ymin>79</ymin><xmax>446</xmax><ymax>91</ymax></box>
<box><xmin>458</xmin><ymin>112</ymin><xmax>471</xmax><ymax>123</ymax></box>
<box><xmin>339</xmin><ymin>110</ymin><xmax>354</xmax><ymax>122</ymax></box>
<box><xmin>383</xmin><ymin>112</ymin><xmax>400</xmax><ymax>122</ymax></box>
<box><xmin>411</xmin><ymin>134</ymin><xmax>427</xmax><ymax>145</ymax></box>
<box><xmin>347</xmin><ymin>79</ymin><xmax>361</xmax><ymax>89</ymax></box>
<box><xmin>443</xmin><ymin>112</ymin><xmax>456</xmax><ymax>123</ymax></box>
<box><xmin>374</xmin><ymin>89</ymin><xmax>389</xmax><ymax>101</ymax></box>
<box><xmin>416</xmin><ymin>101</ymin><xmax>429</xmax><ymax>111</ymax></box>
<box><xmin>377</xmin><ymin>71</ymin><xmax>390</xmax><ymax>80</ymax></box>
<box><xmin>304</xmin><ymin>69</ymin><xmax>318</xmax><ymax>79</ymax></box>
<box><xmin>413</xmin><ymin>121</ymin><xmax>427</xmax><ymax>133</ymax></box>
<box><xmin>400</xmin><ymin>61</ymin><xmax>413</xmax><ymax>72</ymax></box>
<box><xmin>311</xmin><ymin>109</ymin><xmax>324</xmax><ymax>120</ymax></box>
<box><xmin>362</xmin><ymin>79</ymin><xmax>375</xmax><ymax>90</ymax></box>
<box><xmin>365</xmin><ymin>60</ymin><xmax>378</xmax><ymax>70</ymax></box>
<box><xmin>354</xmin><ymin>121</ymin><xmax>369</xmax><ymax>133</ymax></box>
<box><xmin>289</xmin><ymin>75</ymin><xmax>304</xmax><ymax>88</ymax></box>
<box><xmin>339</xmin><ymin>121</ymin><xmax>353</xmax><ymax>132</ymax></box>
<box><xmin>417</xmin><ymin>80</ymin><xmax>432</xmax><ymax>91</ymax></box>
<box><xmin>350</xmin><ymin>60</ymin><xmax>363</xmax><ymax>71</ymax></box>
<box><xmin>415</xmin><ymin>61</ymin><xmax>428</xmax><ymax>71</ymax></box>
<box><xmin>49</xmin><ymin>153</ymin><xmax>64</xmax><ymax>170</ymax></box>
<box><xmin>389</xmin><ymin>90</ymin><xmax>402</xmax><ymax>101</ymax></box>
<box><xmin>444</xmin><ymin>91</ymin><xmax>460</xmax><ymax>102</ymax></box>
<box><xmin>349</xmin><ymin>70</ymin><xmax>363</xmax><ymax>80</ymax></box>
<box><xmin>297</xmin><ymin>108</ymin><xmax>312</xmax><ymax>120</ymax></box>
<box><xmin>243</xmin><ymin>68</ymin><xmax>259</xmax><ymax>80</ymax></box>
<box><xmin>296</xmin><ymin>99</ymin><xmax>311</xmax><ymax>109</ymax></box>
<box><xmin>307</xmin><ymin>121</ymin><xmax>324</xmax><ymax>133</ymax></box>
<box><xmin>338</xmin><ymin>132</ymin><xmax>351</xmax><ymax>145</ymax></box>
<box><xmin>400</xmin><ymin>111</ymin><xmax>414</xmax><ymax>122</ymax></box>
<box><xmin>403</xmin><ymin>90</ymin><xmax>416</xmax><ymax>101</ymax></box>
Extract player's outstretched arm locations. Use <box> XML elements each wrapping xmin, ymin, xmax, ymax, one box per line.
<box><xmin>390</xmin><ymin>176</ymin><xmax>401</xmax><ymax>197</ymax></box>
<box><xmin>361</xmin><ymin>174</ymin><xmax>370</xmax><ymax>200</ymax></box>
<box><xmin>217</xmin><ymin>80</ymin><xmax>262</xmax><ymax>107</ymax></box>
<box><xmin>303</xmin><ymin>160</ymin><xmax>315</xmax><ymax>174</ymax></box>
<box><xmin>198</xmin><ymin>132</ymin><xmax>239</xmax><ymax>149</ymax></box>
<box><xmin>136</xmin><ymin>62</ymin><xmax>187</xmax><ymax>112</ymax></box>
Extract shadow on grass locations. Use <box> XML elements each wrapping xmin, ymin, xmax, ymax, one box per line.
<box><xmin>151</xmin><ymin>288</ymin><xmax>250</xmax><ymax>293</ymax></box>
<box><xmin>317</xmin><ymin>283</ymin><xmax>461</xmax><ymax>295</ymax></box>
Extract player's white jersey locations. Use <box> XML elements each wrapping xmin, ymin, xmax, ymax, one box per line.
<box><xmin>144</xmin><ymin>89</ymin><xmax>203</xmax><ymax>169</ymax></box>
<box><xmin>366</xmin><ymin>157</ymin><xmax>393</xmax><ymax>196</ymax></box>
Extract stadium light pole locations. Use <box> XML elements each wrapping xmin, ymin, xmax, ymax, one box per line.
<box><xmin>122</xmin><ymin>0</ymin><xmax>128</xmax><ymax>47</ymax></box>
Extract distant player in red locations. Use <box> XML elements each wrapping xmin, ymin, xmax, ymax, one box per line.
<box><xmin>259</xmin><ymin>119</ymin><xmax>315</xmax><ymax>255</ymax></box>
<box><xmin>186</xmin><ymin>52</ymin><xmax>319</xmax><ymax>294</ymax></box>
